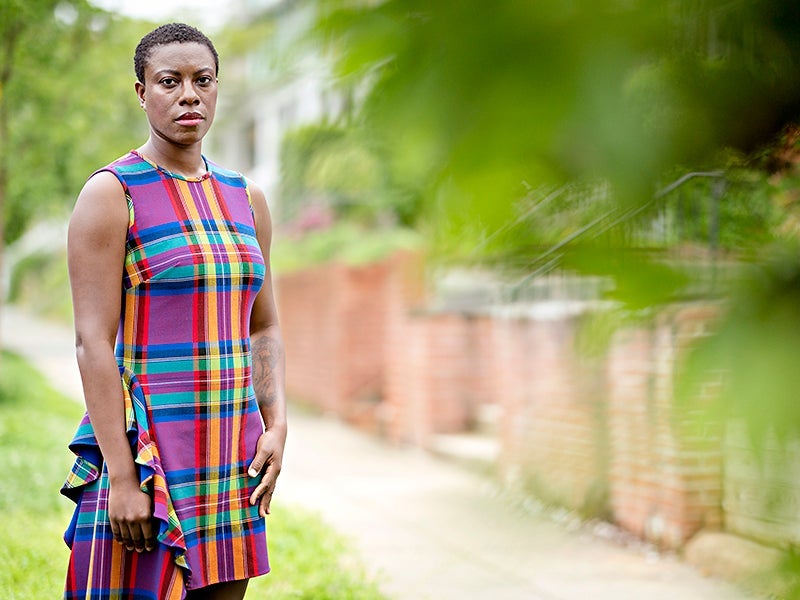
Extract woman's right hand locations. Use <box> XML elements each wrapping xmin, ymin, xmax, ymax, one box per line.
<box><xmin>108</xmin><ymin>476</ymin><xmax>156</xmax><ymax>553</ymax></box>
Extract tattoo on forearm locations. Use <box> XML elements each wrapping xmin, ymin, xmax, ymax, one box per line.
<box><xmin>252</xmin><ymin>335</ymin><xmax>281</xmax><ymax>408</ymax></box>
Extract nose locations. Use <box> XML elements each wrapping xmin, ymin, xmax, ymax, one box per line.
<box><xmin>179</xmin><ymin>80</ymin><xmax>200</xmax><ymax>105</ymax></box>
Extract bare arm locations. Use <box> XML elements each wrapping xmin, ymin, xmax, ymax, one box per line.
<box><xmin>245</xmin><ymin>182</ymin><xmax>287</xmax><ymax>517</ymax></box>
<box><xmin>68</xmin><ymin>171</ymin><xmax>155</xmax><ymax>552</ymax></box>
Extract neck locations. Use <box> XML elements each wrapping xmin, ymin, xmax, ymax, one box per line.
<box><xmin>138</xmin><ymin>138</ymin><xmax>206</xmax><ymax>178</ymax></box>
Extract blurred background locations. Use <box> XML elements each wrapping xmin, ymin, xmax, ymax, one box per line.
<box><xmin>5</xmin><ymin>0</ymin><xmax>800</xmax><ymax>598</ymax></box>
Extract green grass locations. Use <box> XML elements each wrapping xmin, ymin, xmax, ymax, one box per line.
<box><xmin>249</xmin><ymin>504</ymin><xmax>385</xmax><ymax>599</ymax></box>
<box><xmin>0</xmin><ymin>351</ymin><xmax>81</xmax><ymax>599</ymax></box>
<box><xmin>0</xmin><ymin>351</ymin><xmax>385</xmax><ymax>599</ymax></box>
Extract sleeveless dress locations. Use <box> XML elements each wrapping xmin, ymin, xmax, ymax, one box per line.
<box><xmin>61</xmin><ymin>151</ymin><xmax>270</xmax><ymax>599</ymax></box>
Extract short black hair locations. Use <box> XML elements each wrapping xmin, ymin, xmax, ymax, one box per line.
<box><xmin>134</xmin><ymin>23</ymin><xmax>219</xmax><ymax>83</ymax></box>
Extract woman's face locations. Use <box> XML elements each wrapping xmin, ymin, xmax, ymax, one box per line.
<box><xmin>136</xmin><ymin>42</ymin><xmax>218</xmax><ymax>149</ymax></box>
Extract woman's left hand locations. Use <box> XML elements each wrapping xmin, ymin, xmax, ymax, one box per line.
<box><xmin>248</xmin><ymin>426</ymin><xmax>287</xmax><ymax>517</ymax></box>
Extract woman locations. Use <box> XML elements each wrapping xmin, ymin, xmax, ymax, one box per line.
<box><xmin>61</xmin><ymin>23</ymin><xmax>287</xmax><ymax>600</ymax></box>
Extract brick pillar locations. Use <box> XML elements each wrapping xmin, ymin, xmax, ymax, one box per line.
<box><xmin>276</xmin><ymin>255</ymin><xmax>400</xmax><ymax>424</ymax></box>
<box><xmin>337</xmin><ymin>260</ymin><xmax>393</xmax><ymax>431</ymax></box>
<box><xmin>383</xmin><ymin>253</ymin><xmax>492</xmax><ymax>445</ymax></box>
<box><xmin>608</xmin><ymin>304</ymin><xmax>722</xmax><ymax>548</ymax></box>
<box><xmin>495</xmin><ymin>310</ymin><xmax>609</xmax><ymax>513</ymax></box>
<box><xmin>275</xmin><ymin>264</ymin><xmax>342</xmax><ymax>413</ymax></box>
<box><xmin>383</xmin><ymin>252</ymin><xmax>427</xmax><ymax>444</ymax></box>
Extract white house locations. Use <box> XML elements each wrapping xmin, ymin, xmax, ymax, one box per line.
<box><xmin>210</xmin><ymin>0</ymin><xmax>346</xmax><ymax>218</ymax></box>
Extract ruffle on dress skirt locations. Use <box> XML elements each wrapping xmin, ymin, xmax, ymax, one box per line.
<box><xmin>61</xmin><ymin>366</ymin><xmax>189</xmax><ymax>599</ymax></box>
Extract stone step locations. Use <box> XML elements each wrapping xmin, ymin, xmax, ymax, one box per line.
<box><xmin>429</xmin><ymin>432</ymin><xmax>500</xmax><ymax>474</ymax></box>
<box><xmin>475</xmin><ymin>402</ymin><xmax>501</xmax><ymax>436</ymax></box>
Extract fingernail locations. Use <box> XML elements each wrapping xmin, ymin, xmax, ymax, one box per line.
<box><xmin>248</xmin><ymin>468</ymin><xmax>258</xmax><ymax>477</ymax></box>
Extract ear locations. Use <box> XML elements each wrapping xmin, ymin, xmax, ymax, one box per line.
<box><xmin>135</xmin><ymin>81</ymin><xmax>145</xmax><ymax>108</ymax></box>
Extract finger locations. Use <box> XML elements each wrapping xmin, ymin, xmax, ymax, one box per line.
<box><xmin>141</xmin><ymin>519</ymin><xmax>156</xmax><ymax>552</ymax></box>
<box><xmin>129</xmin><ymin>523</ymin><xmax>146</xmax><ymax>553</ymax></box>
<box><xmin>259</xmin><ymin>484</ymin><xmax>274</xmax><ymax>518</ymax></box>
<box><xmin>110</xmin><ymin>522</ymin><xmax>124</xmax><ymax>545</ymax></box>
<box><xmin>248</xmin><ymin>449</ymin><xmax>270</xmax><ymax>478</ymax></box>
<box><xmin>119</xmin><ymin>523</ymin><xmax>135</xmax><ymax>552</ymax></box>
<box><xmin>249</xmin><ymin>466</ymin><xmax>276</xmax><ymax>514</ymax></box>
<box><xmin>249</xmin><ymin>476</ymin><xmax>271</xmax><ymax>508</ymax></box>
<box><xmin>248</xmin><ymin>432</ymin><xmax>278</xmax><ymax>478</ymax></box>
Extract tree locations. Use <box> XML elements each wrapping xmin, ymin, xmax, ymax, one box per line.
<box><xmin>0</xmin><ymin>0</ymin><xmax>64</xmax><ymax>351</ymax></box>
<box><xmin>279</xmin><ymin>122</ymin><xmax>416</xmax><ymax>227</ymax></box>
<box><xmin>0</xmin><ymin>1</ymin><xmax>147</xmax><ymax>349</ymax></box>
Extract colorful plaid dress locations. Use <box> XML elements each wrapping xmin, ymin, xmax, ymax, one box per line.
<box><xmin>61</xmin><ymin>151</ymin><xmax>270</xmax><ymax>598</ymax></box>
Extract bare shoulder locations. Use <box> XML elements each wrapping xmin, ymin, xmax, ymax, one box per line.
<box><xmin>69</xmin><ymin>170</ymin><xmax>129</xmax><ymax>242</ymax></box>
<box><xmin>246</xmin><ymin>178</ymin><xmax>273</xmax><ymax>233</ymax></box>
<box><xmin>68</xmin><ymin>171</ymin><xmax>129</xmax><ymax>336</ymax></box>
<box><xmin>78</xmin><ymin>170</ymin><xmax>126</xmax><ymax>202</ymax></box>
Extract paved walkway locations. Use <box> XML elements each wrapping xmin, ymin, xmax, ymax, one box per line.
<box><xmin>1</xmin><ymin>305</ymin><xmax>754</xmax><ymax>600</ymax></box>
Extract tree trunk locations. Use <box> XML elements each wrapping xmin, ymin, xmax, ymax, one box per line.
<box><xmin>0</xmin><ymin>28</ymin><xmax>19</xmax><ymax>357</ymax></box>
<box><xmin>0</xmin><ymin>87</ymin><xmax>7</xmax><ymax>356</ymax></box>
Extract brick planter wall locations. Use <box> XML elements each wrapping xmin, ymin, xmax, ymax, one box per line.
<box><xmin>724</xmin><ymin>421</ymin><xmax>800</xmax><ymax>547</ymax></box>
<box><xmin>383</xmin><ymin>310</ymin><xmax>495</xmax><ymax>446</ymax></box>
<box><xmin>275</xmin><ymin>257</ymin><xmax>396</xmax><ymax>426</ymax></box>
<box><xmin>607</xmin><ymin>305</ymin><xmax>723</xmax><ymax>548</ymax></box>
<box><xmin>274</xmin><ymin>263</ymin><xmax>340</xmax><ymax>412</ymax></box>
<box><xmin>276</xmin><ymin>255</ymin><xmax>729</xmax><ymax>549</ymax></box>
<box><xmin>493</xmin><ymin>310</ymin><xmax>609</xmax><ymax>513</ymax></box>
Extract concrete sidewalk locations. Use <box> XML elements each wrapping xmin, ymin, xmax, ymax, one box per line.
<box><xmin>2</xmin><ymin>305</ymin><xmax>753</xmax><ymax>600</ymax></box>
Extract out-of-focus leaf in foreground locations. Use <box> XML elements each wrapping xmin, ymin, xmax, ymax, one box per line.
<box><xmin>681</xmin><ymin>249</ymin><xmax>800</xmax><ymax>441</ymax></box>
<box><xmin>314</xmin><ymin>0</ymin><xmax>800</xmax><ymax>269</ymax></box>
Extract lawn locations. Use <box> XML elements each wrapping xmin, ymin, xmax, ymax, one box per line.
<box><xmin>0</xmin><ymin>351</ymin><xmax>385</xmax><ymax>600</ymax></box>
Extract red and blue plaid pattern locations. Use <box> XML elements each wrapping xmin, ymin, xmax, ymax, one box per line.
<box><xmin>62</xmin><ymin>151</ymin><xmax>269</xmax><ymax>598</ymax></box>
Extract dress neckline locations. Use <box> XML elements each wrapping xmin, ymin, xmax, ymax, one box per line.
<box><xmin>132</xmin><ymin>150</ymin><xmax>211</xmax><ymax>182</ymax></box>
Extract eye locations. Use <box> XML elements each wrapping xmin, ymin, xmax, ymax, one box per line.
<box><xmin>160</xmin><ymin>77</ymin><xmax>178</xmax><ymax>87</ymax></box>
<box><xmin>197</xmin><ymin>75</ymin><xmax>214</xmax><ymax>86</ymax></box>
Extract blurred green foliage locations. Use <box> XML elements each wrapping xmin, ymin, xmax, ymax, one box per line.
<box><xmin>681</xmin><ymin>248</ymin><xmax>800</xmax><ymax>439</ymax></box>
<box><xmin>279</xmin><ymin>122</ymin><xmax>420</xmax><ymax>226</ymax></box>
<box><xmin>0</xmin><ymin>350</ymin><xmax>86</xmax><ymax>598</ymax></box>
<box><xmin>8</xmin><ymin>249</ymin><xmax>72</xmax><ymax>321</ymax></box>
<box><xmin>248</xmin><ymin>502</ymin><xmax>385</xmax><ymax>600</ymax></box>
<box><xmin>313</xmin><ymin>0</ymin><xmax>800</xmax><ymax>269</ymax></box>
<box><xmin>0</xmin><ymin>0</ymin><xmax>148</xmax><ymax>246</ymax></box>
<box><xmin>272</xmin><ymin>221</ymin><xmax>419</xmax><ymax>273</ymax></box>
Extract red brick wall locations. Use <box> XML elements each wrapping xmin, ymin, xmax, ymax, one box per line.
<box><xmin>493</xmin><ymin>312</ymin><xmax>609</xmax><ymax>512</ymax></box>
<box><xmin>275</xmin><ymin>258</ymin><xmax>395</xmax><ymax>423</ymax></box>
<box><xmin>275</xmin><ymin>263</ymin><xmax>341</xmax><ymax>413</ymax></box>
<box><xmin>337</xmin><ymin>262</ymin><xmax>393</xmax><ymax>404</ymax></box>
<box><xmin>276</xmin><ymin>256</ymin><xmax>725</xmax><ymax>548</ymax></box>
<box><xmin>384</xmin><ymin>310</ymin><xmax>495</xmax><ymax>445</ymax></box>
<box><xmin>607</xmin><ymin>306</ymin><xmax>722</xmax><ymax>548</ymax></box>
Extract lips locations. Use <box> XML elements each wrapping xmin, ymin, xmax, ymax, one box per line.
<box><xmin>175</xmin><ymin>112</ymin><xmax>204</xmax><ymax>126</ymax></box>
